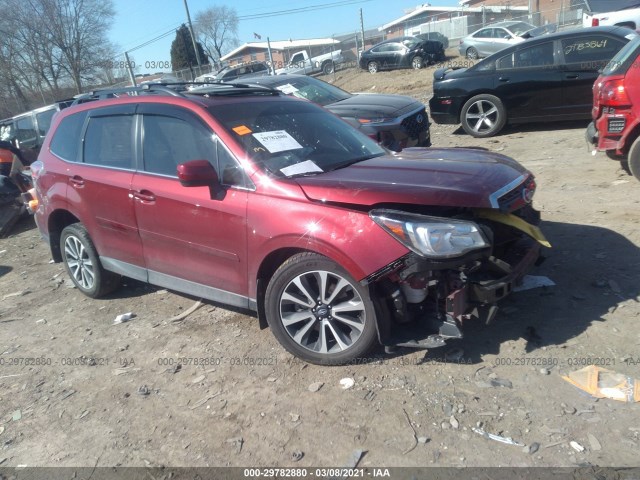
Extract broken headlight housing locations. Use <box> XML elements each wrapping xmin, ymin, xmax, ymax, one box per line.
<box><xmin>370</xmin><ymin>209</ymin><xmax>489</xmax><ymax>259</ymax></box>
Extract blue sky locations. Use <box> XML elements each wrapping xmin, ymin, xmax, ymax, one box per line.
<box><xmin>109</xmin><ymin>0</ymin><xmax>458</xmax><ymax>72</ymax></box>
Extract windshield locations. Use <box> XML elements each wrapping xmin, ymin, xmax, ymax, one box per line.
<box><xmin>208</xmin><ymin>100</ymin><xmax>386</xmax><ymax>178</ymax></box>
<box><xmin>271</xmin><ymin>77</ymin><xmax>351</xmax><ymax>106</ymax></box>
<box><xmin>602</xmin><ymin>35</ymin><xmax>640</xmax><ymax>75</ymax></box>
<box><xmin>401</xmin><ymin>39</ymin><xmax>421</xmax><ymax>49</ymax></box>
<box><xmin>508</xmin><ymin>22</ymin><xmax>537</xmax><ymax>35</ymax></box>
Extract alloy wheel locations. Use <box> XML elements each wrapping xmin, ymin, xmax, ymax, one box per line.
<box><xmin>64</xmin><ymin>234</ymin><xmax>95</xmax><ymax>290</ymax></box>
<box><xmin>465</xmin><ymin>99</ymin><xmax>499</xmax><ymax>135</ymax></box>
<box><xmin>279</xmin><ymin>270</ymin><xmax>366</xmax><ymax>354</ymax></box>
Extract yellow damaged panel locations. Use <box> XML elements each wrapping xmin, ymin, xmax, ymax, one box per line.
<box><xmin>475</xmin><ymin>209</ymin><xmax>551</xmax><ymax>248</ymax></box>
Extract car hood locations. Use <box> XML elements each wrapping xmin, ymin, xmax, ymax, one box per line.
<box><xmin>327</xmin><ymin>93</ymin><xmax>423</xmax><ymax>119</ymax></box>
<box><xmin>294</xmin><ymin>148</ymin><xmax>530</xmax><ymax>209</ymax></box>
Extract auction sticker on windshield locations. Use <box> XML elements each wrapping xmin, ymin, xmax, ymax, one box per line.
<box><xmin>253</xmin><ymin>130</ymin><xmax>303</xmax><ymax>153</ymax></box>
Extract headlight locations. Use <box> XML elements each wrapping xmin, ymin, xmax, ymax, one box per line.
<box><xmin>358</xmin><ymin>117</ymin><xmax>395</xmax><ymax>124</ymax></box>
<box><xmin>370</xmin><ymin>209</ymin><xmax>489</xmax><ymax>258</ymax></box>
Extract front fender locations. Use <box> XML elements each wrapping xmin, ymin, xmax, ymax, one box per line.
<box><xmin>246</xmin><ymin>198</ymin><xmax>408</xmax><ymax>298</ymax></box>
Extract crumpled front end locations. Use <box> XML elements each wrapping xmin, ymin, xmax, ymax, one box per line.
<box><xmin>364</xmin><ymin>174</ymin><xmax>548</xmax><ymax>350</ymax></box>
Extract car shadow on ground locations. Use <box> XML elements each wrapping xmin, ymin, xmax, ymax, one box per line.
<box><xmin>0</xmin><ymin>265</ymin><xmax>12</xmax><ymax>278</ymax></box>
<box><xmin>398</xmin><ymin>220</ymin><xmax>640</xmax><ymax>364</ymax></box>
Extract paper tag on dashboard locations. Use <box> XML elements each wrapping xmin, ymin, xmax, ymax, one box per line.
<box><xmin>280</xmin><ymin>160</ymin><xmax>323</xmax><ymax>177</ymax></box>
<box><xmin>253</xmin><ymin>130</ymin><xmax>303</xmax><ymax>153</ymax></box>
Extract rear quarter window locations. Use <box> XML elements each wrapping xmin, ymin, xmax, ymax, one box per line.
<box><xmin>50</xmin><ymin>111</ymin><xmax>88</xmax><ymax>162</ymax></box>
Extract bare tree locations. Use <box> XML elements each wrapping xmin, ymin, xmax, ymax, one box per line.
<box><xmin>195</xmin><ymin>5</ymin><xmax>240</xmax><ymax>65</ymax></box>
<box><xmin>39</xmin><ymin>0</ymin><xmax>115</xmax><ymax>93</ymax></box>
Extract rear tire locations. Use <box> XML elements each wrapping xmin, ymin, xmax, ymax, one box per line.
<box><xmin>265</xmin><ymin>252</ymin><xmax>378</xmax><ymax>365</ymax></box>
<box><xmin>627</xmin><ymin>136</ymin><xmax>640</xmax><ymax>181</ymax></box>
<box><xmin>460</xmin><ymin>94</ymin><xmax>506</xmax><ymax>138</ymax></box>
<box><xmin>322</xmin><ymin>61</ymin><xmax>335</xmax><ymax>75</ymax></box>
<box><xmin>466</xmin><ymin>47</ymin><xmax>479</xmax><ymax>60</ymax></box>
<box><xmin>61</xmin><ymin>223</ymin><xmax>120</xmax><ymax>298</ymax></box>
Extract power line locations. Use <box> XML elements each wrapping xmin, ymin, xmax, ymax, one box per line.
<box><xmin>238</xmin><ymin>0</ymin><xmax>375</xmax><ymax>20</ymax></box>
<box><xmin>121</xmin><ymin>0</ymin><xmax>377</xmax><ymax>55</ymax></box>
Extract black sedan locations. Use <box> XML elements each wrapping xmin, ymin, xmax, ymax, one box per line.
<box><xmin>359</xmin><ymin>36</ymin><xmax>445</xmax><ymax>74</ymax></box>
<box><xmin>228</xmin><ymin>74</ymin><xmax>430</xmax><ymax>151</ymax></box>
<box><xmin>429</xmin><ymin>26</ymin><xmax>638</xmax><ymax>137</ymax></box>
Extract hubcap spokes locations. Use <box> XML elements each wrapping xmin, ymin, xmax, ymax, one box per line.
<box><xmin>64</xmin><ymin>236</ymin><xmax>94</xmax><ymax>290</ymax></box>
<box><xmin>280</xmin><ymin>270</ymin><xmax>366</xmax><ymax>354</ymax></box>
<box><xmin>466</xmin><ymin>100</ymin><xmax>498</xmax><ymax>133</ymax></box>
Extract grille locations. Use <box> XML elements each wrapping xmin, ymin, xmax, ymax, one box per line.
<box><xmin>497</xmin><ymin>177</ymin><xmax>536</xmax><ymax>212</ymax></box>
<box><xmin>401</xmin><ymin>109</ymin><xmax>429</xmax><ymax>139</ymax></box>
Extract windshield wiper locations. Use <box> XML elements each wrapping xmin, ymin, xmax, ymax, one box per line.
<box><xmin>328</xmin><ymin>153</ymin><xmax>384</xmax><ymax>171</ymax></box>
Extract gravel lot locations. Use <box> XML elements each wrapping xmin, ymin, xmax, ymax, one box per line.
<box><xmin>0</xmin><ymin>60</ymin><xmax>639</xmax><ymax>471</ymax></box>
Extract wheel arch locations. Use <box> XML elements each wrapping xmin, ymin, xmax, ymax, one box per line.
<box><xmin>618</xmin><ymin>120</ymin><xmax>640</xmax><ymax>155</ymax></box>
<box><xmin>255</xmin><ymin>247</ymin><xmax>309</xmax><ymax>329</ymax></box>
<box><xmin>47</xmin><ymin>209</ymin><xmax>81</xmax><ymax>262</ymax></box>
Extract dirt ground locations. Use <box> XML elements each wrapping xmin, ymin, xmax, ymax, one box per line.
<box><xmin>1</xmin><ymin>57</ymin><xmax>640</xmax><ymax>472</ymax></box>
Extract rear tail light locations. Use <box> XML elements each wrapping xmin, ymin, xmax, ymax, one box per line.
<box><xmin>599</xmin><ymin>78</ymin><xmax>630</xmax><ymax>107</ymax></box>
<box><xmin>591</xmin><ymin>17</ymin><xmax>599</xmax><ymax>26</ymax></box>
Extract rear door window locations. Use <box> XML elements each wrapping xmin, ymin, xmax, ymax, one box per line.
<box><xmin>561</xmin><ymin>35</ymin><xmax>626</xmax><ymax>69</ymax></box>
<box><xmin>497</xmin><ymin>41</ymin><xmax>555</xmax><ymax>69</ymax></box>
<box><xmin>83</xmin><ymin>115</ymin><xmax>134</xmax><ymax>169</ymax></box>
<box><xmin>16</xmin><ymin>116</ymin><xmax>37</xmax><ymax>144</ymax></box>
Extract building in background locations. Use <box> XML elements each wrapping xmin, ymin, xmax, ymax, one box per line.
<box><xmin>221</xmin><ymin>38</ymin><xmax>341</xmax><ymax>68</ymax></box>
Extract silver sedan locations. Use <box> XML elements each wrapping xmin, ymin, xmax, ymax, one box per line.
<box><xmin>458</xmin><ymin>21</ymin><xmax>535</xmax><ymax>59</ymax></box>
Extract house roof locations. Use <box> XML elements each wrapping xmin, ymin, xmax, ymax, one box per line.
<box><xmin>380</xmin><ymin>4</ymin><xmax>528</xmax><ymax>30</ymax></box>
<box><xmin>221</xmin><ymin>38</ymin><xmax>341</xmax><ymax>61</ymax></box>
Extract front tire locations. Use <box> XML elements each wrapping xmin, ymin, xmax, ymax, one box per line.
<box><xmin>367</xmin><ymin>61</ymin><xmax>379</xmax><ymax>74</ymax></box>
<box><xmin>412</xmin><ymin>56</ymin><xmax>424</xmax><ymax>69</ymax></box>
<box><xmin>265</xmin><ymin>253</ymin><xmax>378</xmax><ymax>365</ymax></box>
<box><xmin>460</xmin><ymin>94</ymin><xmax>507</xmax><ymax>138</ymax></box>
<box><xmin>61</xmin><ymin>223</ymin><xmax>120</xmax><ymax>298</ymax></box>
<box><xmin>627</xmin><ymin>135</ymin><xmax>640</xmax><ymax>181</ymax></box>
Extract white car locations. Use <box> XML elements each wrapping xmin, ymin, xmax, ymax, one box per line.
<box><xmin>458</xmin><ymin>21</ymin><xmax>536</xmax><ymax>59</ymax></box>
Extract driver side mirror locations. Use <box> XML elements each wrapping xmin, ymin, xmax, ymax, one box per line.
<box><xmin>177</xmin><ymin>159</ymin><xmax>225</xmax><ymax>200</ymax></box>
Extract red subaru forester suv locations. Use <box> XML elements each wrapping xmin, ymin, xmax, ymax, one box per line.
<box><xmin>29</xmin><ymin>83</ymin><xmax>548</xmax><ymax>365</ymax></box>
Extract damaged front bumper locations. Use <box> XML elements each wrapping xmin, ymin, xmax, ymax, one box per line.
<box><xmin>368</xmin><ymin>209</ymin><xmax>548</xmax><ymax>351</ymax></box>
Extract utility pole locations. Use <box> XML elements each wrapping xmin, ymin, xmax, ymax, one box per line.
<box><xmin>125</xmin><ymin>52</ymin><xmax>137</xmax><ymax>87</ymax></box>
<box><xmin>267</xmin><ymin>37</ymin><xmax>275</xmax><ymax>75</ymax></box>
<box><xmin>360</xmin><ymin>8</ymin><xmax>366</xmax><ymax>54</ymax></box>
<box><xmin>183</xmin><ymin>0</ymin><xmax>202</xmax><ymax>67</ymax></box>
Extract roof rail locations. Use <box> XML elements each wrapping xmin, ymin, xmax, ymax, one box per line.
<box><xmin>187</xmin><ymin>82</ymin><xmax>281</xmax><ymax>96</ymax></box>
<box><xmin>72</xmin><ymin>84</ymin><xmax>186</xmax><ymax>105</ymax></box>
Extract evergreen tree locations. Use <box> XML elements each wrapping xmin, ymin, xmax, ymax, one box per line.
<box><xmin>170</xmin><ymin>24</ymin><xmax>207</xmax><ymax>70</ymax></box>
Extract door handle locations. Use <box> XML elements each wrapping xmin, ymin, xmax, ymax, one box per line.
<box><xmin>498</xmin><ymin>77</ymin><xmax>510</xmax><ymax>82</ymax></box>
<box><xmin>69</xmin><ymin>175</ymin><xmax>84</xmax><ymax>187</ymax></box>
<box><xmin>132</xmin><ymin>190</ymin><xmax>156</xmax><ymax>203</ymax></box>
<box><xmin>566</xmin><ymin>74</ymin><xmax>579</xmax><ymax>79</ymax></box>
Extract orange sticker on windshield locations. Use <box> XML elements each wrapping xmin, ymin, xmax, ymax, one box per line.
<box><xmin>233</xmin><ymin>125</ymin><xmax>252</xmax><ymax>135</ymax></box>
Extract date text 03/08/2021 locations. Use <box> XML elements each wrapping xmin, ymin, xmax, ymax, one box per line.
<box><xmin>243</xmin><ymin>468</ymin><xmax>391</xmax><ymax>477</ymax></box>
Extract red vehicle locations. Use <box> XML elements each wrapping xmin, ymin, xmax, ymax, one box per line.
<box><xmin>587</xmin><ymin>35</ymin><xmax>640</xmax><ymax>180</ymax></box>
<box><xmin>28</xmin><ymin>84</ymin><xmax>548</xmax><ymax>365</ymax></box>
